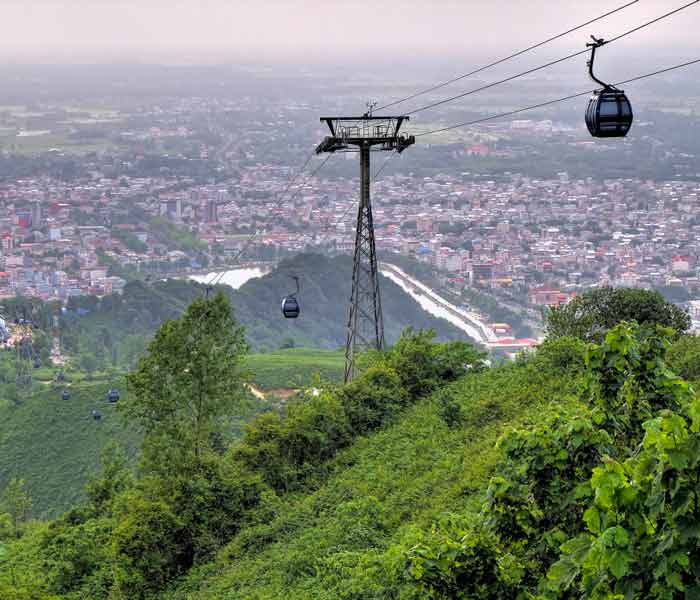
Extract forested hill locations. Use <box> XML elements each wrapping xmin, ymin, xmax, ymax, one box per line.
<box><xmin>60</xmin><ymin>253</ymin><xmax>469</xmax><ymax>367</ymax></box>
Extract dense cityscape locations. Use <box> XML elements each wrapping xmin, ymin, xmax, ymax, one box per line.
<box><xmin>2</xmin><ymin>91</ymin><xmax>700</xmax><ymax>335</ymax></box>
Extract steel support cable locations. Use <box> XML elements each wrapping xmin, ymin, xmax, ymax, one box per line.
<box><xmin>413</xmin><ymin>57</ymin><xmax>700</xmax><ymax>137</ymax></box>
<box><xmin>206</xmin><ymin>152</ymin><xmax>332</xmax><ymax>288</ymax></box>
<box><xmin>404</xmin><ymin>0</ymin><xmax>699</xmax><ymax>117</ymax></box>
<box><xmin>375</xmin><ymin>0</ymin><xmax>640</xmax><ymax>112</ymax></box>
<box><xmin>313</xmin><ymin>153</ymin><xmax>397</xmax><ymax>249</ymax></box>
<box><xmin>202</xmin><ymin>150</ymin><xmax>315</xmax><ymax>289</ymax></box>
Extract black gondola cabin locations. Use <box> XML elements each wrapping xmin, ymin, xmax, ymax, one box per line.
<box><xmin>281</xmin><ymin>296</ymin><xmax>300</xmax><ymax>319</ymax></box>
<box><xmin>584</xmin><ymin>36</ymin><xmax>633</xmax><ymax>139</ymax></box>
<box><xmin>585</xmin><ymin>90</ymin><xmax>633</xmax><ymax>138</ymax></box>
<box><xmin>62</xmin><ymin>389</ymin><xmax>70</xmax><ymax>401</ymax></box>
<box><xmin>107</xmin><ymin>389</ymin><xmax>120</xmax><ymax>403</ymax></box>
<box><xmin>281</xmin><ymin>275</ymin><xmax>301</xmax><ymax>319</ymax></box>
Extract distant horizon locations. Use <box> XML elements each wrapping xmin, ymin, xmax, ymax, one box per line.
<box><xmin>1</xmin><ymin>0</ymin><xmax>697</xmax><ymax>62</ymax></box>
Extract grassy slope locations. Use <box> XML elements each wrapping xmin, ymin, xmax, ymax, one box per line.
<box><xmin>0</xmin><ymin>377</ymin><xmax>274</xmax><ymax>519</ymax></box>
<box><xmin>244</xmin><ymin>348</ymin><xmax>345</xmax><ymax>391</ymax></box>
<box><xmin>166</xmin><ymin>359</ymin><xmax>582</xmax><ymax>599</ymax></box>
<box><xmin>0</xmin><ymin>379</ymin><xmax>138</xmax><ymax>518</ymax></box>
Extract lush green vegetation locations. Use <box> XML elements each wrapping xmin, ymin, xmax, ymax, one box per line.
<box><xmin>244</xmin><ymin>348</ymin><xmax>344</xmax><ymax>391</ymax></box>
<box><xmin>0</xmin><ymin>293</ymin><xmax>484</xmax><ymax>599</ymax></box>
<box><xmin>3</xmin><ymin>286</ymin><xmax>700</xmax><ymax>599</ymax></box>
<box><xmin>0</xmin><ymin>344</ymin><xmax>337</xmax><ymax>518</ymax></box>
<box><xmin>149</xmin><ymin>217</ymin><xmax>207</xmax><ymax>253</ymax></box>
<box><xmin>0</xmin><ymin>379</ymin><xmax>138</xmax><ymax>518</ymax></box>
<box><xmin>545</xmin><ymin>286</ymin><xmax>691</xmax><ymax>342</ymax></box>
<box><xmin>0</xmin><ymin>373</ymin><xmax>267</xmax><ymax>519</ymax></box>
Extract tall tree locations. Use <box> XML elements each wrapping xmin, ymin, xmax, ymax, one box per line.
<box><xmin>0</xmin><ymin>478</ymin><xmax>32</xmax><ymax>536</ymax></box>
<box><xmin>123</xmin><ymin>292</ymin><xmax>248</xmax><ymax>475</ymax></box>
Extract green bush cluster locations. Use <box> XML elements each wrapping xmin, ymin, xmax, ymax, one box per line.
<box><xmin>237</xmin><ymin>330</ymin><xmax>483</xmax><ymax>495</ymax></box>
<box><xmin>407</xmin><ymin>323</ymin><xmax>700</xmax><ymax>599</ymax></box>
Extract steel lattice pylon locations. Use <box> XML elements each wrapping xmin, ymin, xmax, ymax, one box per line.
<box><xmin>316</xmin><ymin>112</ymin><xmax>414</xmax><ymax>381</ymax></box>
<box><xmin>345</xmin><ymin>144</ymin><xmax>384</xmax><ymax>381</ymax></box>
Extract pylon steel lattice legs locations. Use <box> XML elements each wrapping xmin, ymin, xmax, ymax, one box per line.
<box><xmin>345</xmin><ymin>144</ymin><xmax>384</xmax><ymax>382</ymax></box>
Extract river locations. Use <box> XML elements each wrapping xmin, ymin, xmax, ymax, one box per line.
<box><xmin>189</xmin><ymin>267</ymin><xmax>268</xmax><ymax>290</ymax></box>
<box><xmin>379</xmin><ymin>263</ymin><xmax>497</xmax><ymax>344</ymax></box>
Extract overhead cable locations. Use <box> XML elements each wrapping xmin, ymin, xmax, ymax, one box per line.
<box><xmin>413</xmin><ymin>57</ymin><xmax>700</xmax><ymax>137</ymax></box>
<box><xmin>374</xmin><ymin>0</ymin><xmax>641</xmax><ymax>112</ymax></box>
<box><xmin>405</xmin><ymin>0</ymin><xmax>699</xmax><ymax>117</ymax></box>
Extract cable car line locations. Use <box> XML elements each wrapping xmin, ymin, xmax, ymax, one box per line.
<box><xmin>375</xmin><ymin>0</ymin><xmax>640</xmax><ymax>112</ymax></box>
<box><xmin>204</xmin><ymin>149</ymin><xmax>317</xmax><ymax>288</ymax></box>
<box><xmin>404</xmin><ymin>0</ymin><xmax>699</xmax><ymax>118</ymax></box>
<box><xmin>412</xmin><ymin>57</ymin><xmax>700</xmax><ymax>138</ymax></box>
<box><xmin>205</xmin><ymin>152</ymin><xmax>333</xmax><ymax>289</ymax></box>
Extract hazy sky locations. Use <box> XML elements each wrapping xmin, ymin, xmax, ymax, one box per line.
<box><xmin>2</xmin><ymin>0</ymin><xmax>698</xmax><ymax>61</ymax></box>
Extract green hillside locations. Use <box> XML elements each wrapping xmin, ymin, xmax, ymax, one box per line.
<box><xmin>165</xmin><ymin>352</ymin><xmax>581</xmax><ymax>599</ymax></box>
<box><xmin>3</xmin><ymin>288</ymin><xmax>700</xmax><ymax>599</ymax></box>
<box><xmin>0</xmin><ymin>379</ymin><xmax>136</xmax><ymax>518</ymax></box>
<box><xmin>0</xmin><ymin>378</ymin><xmax>267</xmax><ymax>519</ymax></box>
<box><xmin>0</xmin><ymin>347</ymin><xmax>340</xmax><ymax>519</ymax></box>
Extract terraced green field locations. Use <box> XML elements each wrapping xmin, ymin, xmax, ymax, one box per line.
<box><xmin>244</xmin><ymin>348</ymin><xmax>345</xmax><ymax>391</ymax></box>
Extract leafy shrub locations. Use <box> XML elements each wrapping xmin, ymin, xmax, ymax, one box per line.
<box><xmin>407</xmin><ymin>323</ymin><xmax>699</xmax><ymax>599</ymax></box>
<box><xmin>111</xmin><ymin>494</ymin><xmax>185</xmax><ymax>599</ymax></box>
<box><xmin>375</xmin><ymin>329</ymin><xmax>485</xmax><ymax>398</ymax></box>
<box><xmin>529</xmin><ymin>335</ymin><xmax>587</xmax><ymax>375</ymax></box>
<box><xmin>235</xmin><ymin>393</ymin><xmax>351</xmax><ymax>493</ymax></box>
<box><xmin>436</xmin><ymin>389</ymin><xmax>463</xmax><ymax>428</ymax></box>
<box><xmin>339</xmin><ymin>366</ymin><xmax>407</xmax><ymax>434</ymax></box>
<box><xmin>408</xmin><ymin>524</ymin><xmax>514</xmax><ymax>599</ymax></box>
<box><xmin>667</xmin><ymin>334</ymin><xmax>700</xmax><ymax>383</ymax></box>
<box><xmin>545</xmin><ymin>286</ymin><xmax>691</xmax><ymax>342</ymax></box>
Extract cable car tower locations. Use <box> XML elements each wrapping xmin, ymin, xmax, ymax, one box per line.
<box><xmin>316</xmin><ymin>104</ymin><xmax>415</xmax><ymax>382</ymax></box>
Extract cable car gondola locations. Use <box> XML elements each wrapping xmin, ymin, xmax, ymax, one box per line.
<box><xmin>91</xmin><ymin>409</ymin><xmax>102</xmax><ymax>421</ymax></box>
<box><xmin>584</xmin><ymin>36</ymin><xmax>633</xmax><ymax>138</ymax></box>
<box><xmin>107</xmin><ymin>388</ymin><xmax>120</xmax><ymax>403</ymax></box>
<box><xmin>62</xmin><ymin>389</ymin><xmax>70</xmax><ymax>401</ymax></box>
<box><xmin>281</xmin><ymin>276</ymin><xmax>301</xmax><ymax>319</ymax></box>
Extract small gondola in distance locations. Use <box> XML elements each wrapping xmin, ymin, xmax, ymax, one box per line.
<box><xmin>281</xmin><ymin>275</ymin><xmax>301</xmax><ymax>319</ymax></box>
